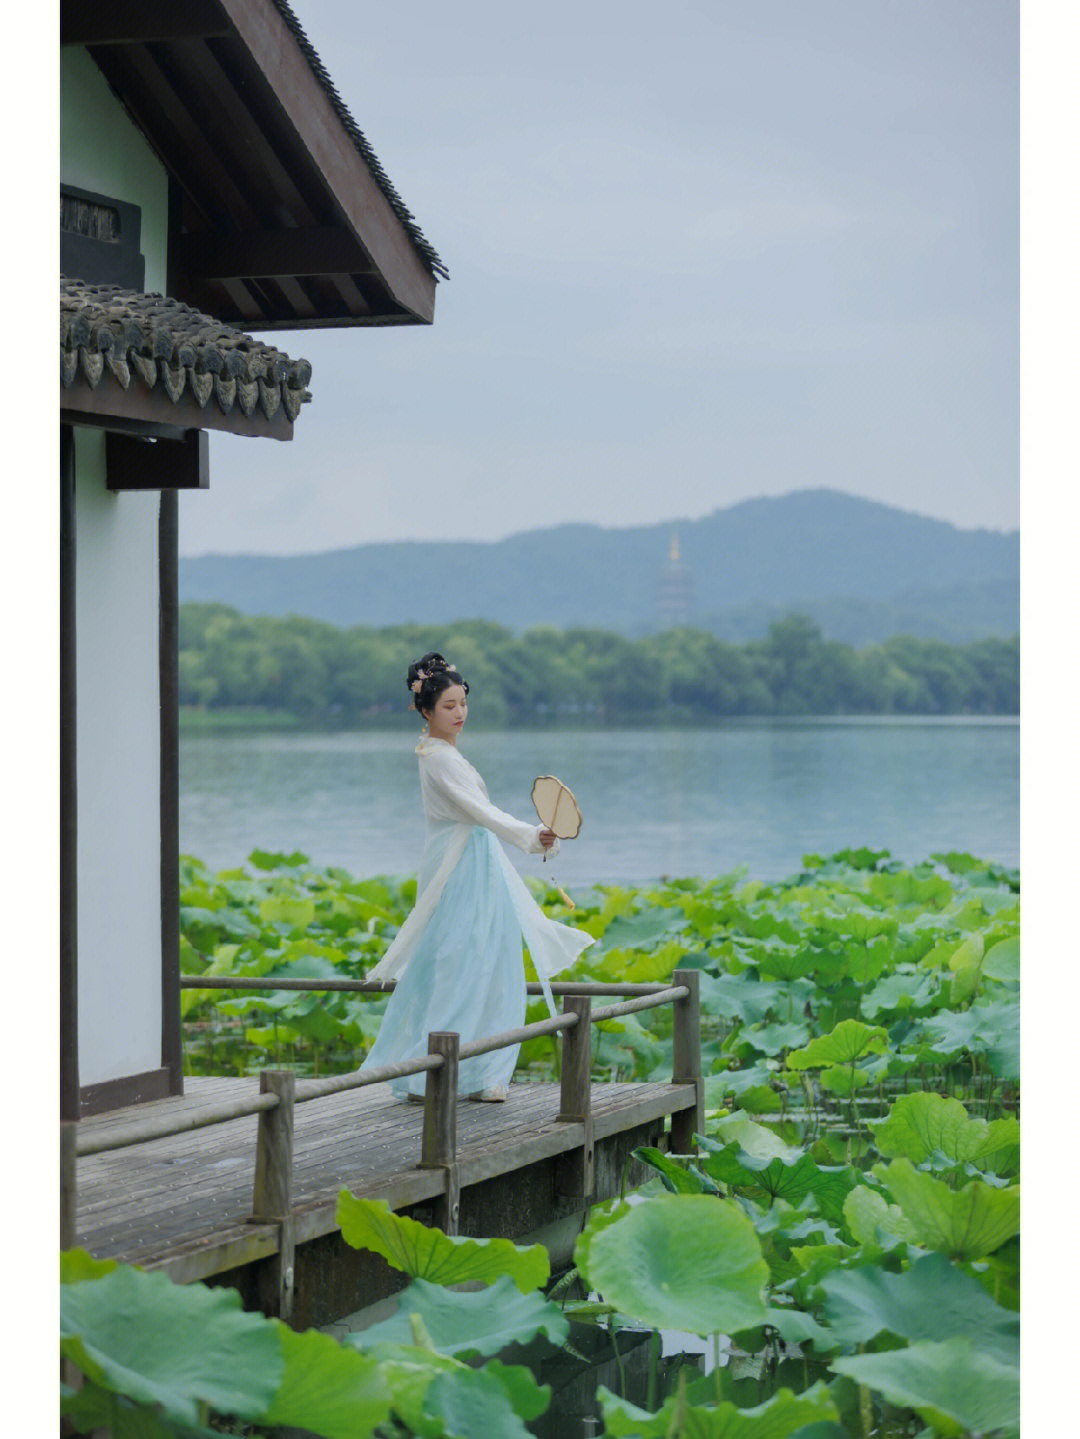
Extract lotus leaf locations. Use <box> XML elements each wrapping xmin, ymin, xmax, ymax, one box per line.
<box><xmin>830</xmin><ymin>1337</ymin><xmax>1018</xmax><ymax>1437</ymax></box>
<box><xmin>258</xmin><ymin>895</ymin><xmax>316</xmax><ymax>929</ymax></box>
<box><xmin>349</xmin><ymin>1275</ymin><xmax>568</xmax><ymax>1357</ymax></box>
<box><xmin>759</xmin><ymin>1305</ymin><xmax>838</xmax><ymax>1354</ymax></box>
<box><xmin>598</xmin><ymin>1379</ymin><xmax>840</xmax><ymax>1438</ymax></box>
<box><xmin>575</xmin><ymin>1194</ymin><xmax>769</xmax><ymax>1336</ymax></box>
<box><xmin>816</xmin><ymin>1065</ymin><xmax>871</xmax><ymax>1095</ymax></box>
<box><xmin>60</xmin><ymin>1264</ymin><xmax>282</xmax><ymax>1428</ymax></box>
<box><xmin>841</xmin><ymin>1186</ymin><xmax>916</xmax><ymax>1248</ymax></box>
<box><xmin>744</xmin><ymin>1021</ymin><xmax>811</xmax><ymax>1056</ymax></box>
<box><xmin>698</xmin><ymin>1145</ymin><xmax>857</xmax><ymax>1220</ymax></box>
<box><xmin>704</xmin><ymin>1063</ymin><xmax>783</xmax><ymax>1104</ymax></box>
<box><xmin>977</xmin><ymin>998</ymin><xmax>1020</xmax><ymax>1079</ymax></box>
<box><xmin>597</xmin><ymin>909</ymin><xmax>687</xmax><ymax>952</ymax></box>
<box><xmin>249</xmin><ymin>848</ymin><xmax>309</xmax><ymax>869</ymax></box>
<box><xmin>786</xmin><ymin>1020</ymin><xmax>888</xmax><ymax>1071</ymax></box>
<box><xmin>61</xmin><ymin>1248</ymin><xmax>121</xmax><ymax>1284</ymax></box>
<box><xmin>908</xmin><ymin>1006</ymin><xmax>986</xmax><ymax>1057</ymax></box>
<box><xmin>868</xmin><ymin>1091</ymin><xmax>989</xmax><ymax>1164</ymax></box>
<box><xmin>632</xmin><ymin>1146</ymin><xmax>719</xmax><ymax>1194</ymax></box>
<box><xmin>336</xmin><ymin>1193</ymin><xmax>549</xmax><ymax>1291</ymax></box>
<box><xmin>860</xmin><ymin>969</ymin><xmax>935</xmax><ymax>1019</ymax></box>
<box><xmin>947</xmin><ymin>932</ymin><xmax>985</xmax><ymax>1004</ymax></box>
<box><xmin>417</xmin><ymin>1361</ymin><xmax>549</xmax><ymax>1438</ymax></box>
<box><xmin>973</xmin><ymin>1116</ymin><xmax>1020</xmax><ymax>1176</ymax></box>
<box><xmin>258</xmin><ymin>1324</ymin><xmax>391</xmax><ymax>1438</ymax></box>
<box><xmin>698</xmin><ymin>974</ymin><xmax>789</xmax><ymax>1026</ymax></box>
<box><xmin>867</xmin><ymin>872</ymin><xmax>954</xmax><ymax>909</ymax></box>
<box><xmin>817</xmin><ymin>1252</ymin><xmax>1018</xmax><ymax>1364</ymax></box>
<box><xmin>982</xmin><ymin>934</ymin><xmax>1019</xmax><ymax>983</ymax></box>
<box><xmin>706</xmin><ymin>1112</ymin><xmax>795</xmax><ymax>1162</ymax></box>
<box><xmin>877</xmin><ymin>1159</ymin><xmax>1019</xmax><ymax>1260</ymax></box>
<box><xmin>750</xmin><ymin>945</ymin><xmax>818</xmax><ymax>983</ymax></box>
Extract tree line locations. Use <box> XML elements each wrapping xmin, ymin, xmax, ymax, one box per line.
<box><xmin>178</xmin><ymin>604</ymin><xmax>1019</xmax><ymax>724</ymax></box>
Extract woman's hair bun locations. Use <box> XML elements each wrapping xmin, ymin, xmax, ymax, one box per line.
<box><xmin>406</xmin><ymin>651</ymin><xmax>468</xmax><ymax>714</ymax></box>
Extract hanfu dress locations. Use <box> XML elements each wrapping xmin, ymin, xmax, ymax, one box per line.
<box><xmin>363</xmin><ymin>736</ymin><xmax>594</xmax><ymax>1099</ymax></box>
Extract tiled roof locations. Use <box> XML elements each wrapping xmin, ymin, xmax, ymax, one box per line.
<box><xmin>271</xmin><ymin>0</ymin><xmax>448</xmax><ymax>282</ymax></box>
<box><xmin>61</xmin><ymin>278</ymin><xmax>313</xmax><ymax>425</ymax></box>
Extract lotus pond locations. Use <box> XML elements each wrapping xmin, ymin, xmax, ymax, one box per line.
<box><xmin>62</xmin><ymin>847</ymin><xmax>1019</xmax><ymax>1437</ymax></box>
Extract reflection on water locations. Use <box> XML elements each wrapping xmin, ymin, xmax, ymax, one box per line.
<box><xmin>180</xmin><ymin>718</ymin><xmax>1018</xmax><ymax>884</ymax></box>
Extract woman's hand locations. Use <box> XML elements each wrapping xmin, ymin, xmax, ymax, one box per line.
<box><xmin>539</xmin><ymin>828</ymin><xmax>557</xmax><ymax>850</ymax></box>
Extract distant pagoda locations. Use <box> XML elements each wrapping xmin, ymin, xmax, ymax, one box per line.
<box><xmin>656</xmin><ymin>530</ymin><xmax>694</xmax><ymax>629</ymax></box>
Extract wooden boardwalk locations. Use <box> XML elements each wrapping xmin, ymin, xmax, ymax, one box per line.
<box><xmin>74</xmin><ymin>1075</ymin><xmax>696</xmax><ymax>1320</ymax></box>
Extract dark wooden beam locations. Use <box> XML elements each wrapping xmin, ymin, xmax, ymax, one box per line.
<box><xmin>62</xmin><ymin>377</ymin><xmax>293</xmax><ymax>441</ymax></box>
<box><xmin>175</xmin><ymin>226</ymin><xmax>376</xmax><ymax>281</ymax></box>
<box><xmin>106</xmin><ymin>429</ymin><xmax>210</xmax><ymax>490</ymax></box>
<box><xmin>63</xmin><ymin>0</ymin><xmax>231</xmax><ymax>47</ymax></box>
<box><xmin>159</xmin><ymin>492</ymin><xmax>183</xmax><ymax>1096</ymax></box>
<box><xmin>91</xmin><ymin>43</ymin><xmax>259</xmax><ymax>236</ymax></box>
<box><xmin>217</xmin><ymin>0</ymin><xmax>437</xmax><ymax>322</ymax></box>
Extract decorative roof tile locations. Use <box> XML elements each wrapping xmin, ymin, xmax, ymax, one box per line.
<box><xmin>60</xmin><ymin>278</ymin><xmax>313</xmax><ymax>424</ymax></box>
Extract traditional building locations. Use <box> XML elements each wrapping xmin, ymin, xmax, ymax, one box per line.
<box><xmin>61</xmin><ymin>0</ymin><xmax>446</xmax><ymax>1118</ymax></box>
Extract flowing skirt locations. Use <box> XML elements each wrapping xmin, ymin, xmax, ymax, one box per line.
<box><xmin>363</xmin><ymin>827</ymin><xmax>527</xmax><ymax>1099</ymax></box>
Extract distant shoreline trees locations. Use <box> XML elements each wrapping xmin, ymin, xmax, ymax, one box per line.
<box><xmin>177</xmin><ymin>604</ymin><xmax>1019</xmax><ymax>726</ymax></box>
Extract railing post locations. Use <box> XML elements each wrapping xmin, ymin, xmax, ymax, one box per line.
<box><xmin>556</xmin><ymin>996</ymin><xmax>594</xmax><ymax>1197</ymax></box>
<box><xmin>249</xmin><ymin>1071</ymin><xmax>296</xmax><ymax>1321</ymax></box>
<box><xmin>61</xmin><ymin>1122</ymin><xmax>77</xmax><ymax>1250</ymax></box>
<box><xmin>670</xmin><ymin>970</ymin><xmax>704</xmax><ymax>1153</ymax></box>
<box><xmin>419</xmin><ymin>1032</ymin><xmax>460</xmax><ymax>1235</ymax></box>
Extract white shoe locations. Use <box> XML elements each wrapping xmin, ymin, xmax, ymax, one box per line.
<box><xmin>468</xmin><ymin>1086</ymin><xmax>507</xmax><ymax>1103</ymax></box>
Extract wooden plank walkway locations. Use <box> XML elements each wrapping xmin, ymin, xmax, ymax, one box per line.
<box><xmin>74</xmin><ymin>1076</ymin><xmax>696</xmax><ymax>1286</ymax></box>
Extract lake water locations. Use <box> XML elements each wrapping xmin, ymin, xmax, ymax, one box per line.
<box><xmin>179</xmin><ymin>718</ymin><xmax>1018</xmax><ymax>885</ymax></box>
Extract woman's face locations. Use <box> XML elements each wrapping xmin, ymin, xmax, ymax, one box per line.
<box><xmin>424</xmin><ymin>684</ymin><xmax>468</xmax><ymax>743</ymax></box>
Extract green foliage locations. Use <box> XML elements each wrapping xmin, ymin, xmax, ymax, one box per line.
<box><xmin>874</xmin><ymin>1159</ymin><xmax>1020</xmax><ymax>1260</ymax></box>
<box><xmin>598</xmin><ymin>1378</ymin><xmax>841</xmax><ymax>1438</ymax></box>
<box><xmin>351</xmin><ymin>1274</ymin><xmax>569</xmax><ymax>1356</ymax></box>
<box><xmin>574</xmin><ymin>1194</ymin><xmax>770</xmax><ymax>1336</ymax></box>
<box><xmin>60</xmin><ymin>1260</ymin><xmax>283</xmax><ymax>1429</ymax></box>
<box><xmin>337</xmin><ymin>1192</ymin><xmax>550</xmax><ymax>1291</ymax></box>
<box><xmin>176</xmin><ymin>605</ymin><xmax>1019</xmax><ymax>726</ymax></box>
<box><xmin>830</xmin><ymin>1338</ymin><xmax>1019</xmax><ymax>1437</ymax></box>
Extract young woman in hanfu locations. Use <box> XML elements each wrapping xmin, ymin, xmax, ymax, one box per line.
<box><xmin>362</xmin><ymin>653</ymin><xmax>594</xmax><ymax>1103</ymax></box>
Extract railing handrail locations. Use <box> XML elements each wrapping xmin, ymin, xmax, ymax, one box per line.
<box><xmin>180</xmin><ymin>976</ymin><xmax>681</xmax><ymax>996</ymax></box>
<box><xmin>78</xmin><ymin>982</ymin><xmax>693</xmax><ymax>1154</ymax></box>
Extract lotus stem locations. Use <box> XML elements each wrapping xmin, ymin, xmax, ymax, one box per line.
<box><xmin>609</xmin><ymin>1321</ymin><xmax>628</xmax><ymax>1399</ymax></box>
<box><xmin>647</xmin><ymin>1329</ymin><xmax>660</xmax><ymax>1411</ymax></box>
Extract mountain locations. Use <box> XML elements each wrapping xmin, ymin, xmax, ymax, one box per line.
<box><xmin>178</xmin><ymin>489</ymin><xmax>1018</xmax><ymax>643</ymax></box>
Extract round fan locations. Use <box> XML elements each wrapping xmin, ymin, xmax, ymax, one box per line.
<box><xmin>531</xmin><ymin>775</ymin><xmax>582</xmax><ymax>910</ymax></box>
<box><xmin>531</xmin><ymin>775</ymin><xmax>583</xmax><ymax>839</ymax></box>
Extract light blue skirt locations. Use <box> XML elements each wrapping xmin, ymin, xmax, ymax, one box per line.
<box><xmin>363</xmin><ymin>827</ymin><xmax>526</xmax><ymax>1099</ymax></box>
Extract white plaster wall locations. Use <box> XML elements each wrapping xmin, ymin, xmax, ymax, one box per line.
<box><xmin>75</xmin><ymin>430</ymin><xmax>164</xmax><ymax>1086</ymax></box>
<box><xmin>61</xmin><ymin>48</ymin><xmax>169</xmax><ymax>293</ymax></box>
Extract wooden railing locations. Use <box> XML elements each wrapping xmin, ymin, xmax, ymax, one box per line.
<box><xmin>61</xmin><ymin>973</ymin><xmax>704</xmax><ymax>1320</ymax></box>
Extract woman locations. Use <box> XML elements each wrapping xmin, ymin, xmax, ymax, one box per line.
<box><xmin>363</xmin><ymin>653</ymin><xmax>594</xmax><ymax>1101</ymax></box>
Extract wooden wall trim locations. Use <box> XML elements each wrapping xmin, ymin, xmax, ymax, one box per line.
<box><xmin>61</xmin><ymin>379</ymin><xmax>294</xmax><ymax>441</ymax></box>
<box><xmin>159</xmin><ymin>491</ymin><xmax>183</xmax><ymax>1095</ymax></box>
<box><xmin>80</xmin><ymin>1067</ymin><xmax>172</xmax><ymax>1118</ymax></box>
<box><xmin>61</xmin><ymin>426</ymin><xmax>79</xmax><ymax>1121</ymax></box>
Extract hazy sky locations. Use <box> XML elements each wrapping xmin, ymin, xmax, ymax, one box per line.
<box><xmin>178</xmin><ymin>0</ymin><xmax>1018</xmax><ymax>556</ymax></box>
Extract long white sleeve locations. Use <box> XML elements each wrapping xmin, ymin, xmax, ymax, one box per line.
<box><xmin>420</xmin><ymin>743</ymin><xmax>548</xmax><ymax>854</ymax></box>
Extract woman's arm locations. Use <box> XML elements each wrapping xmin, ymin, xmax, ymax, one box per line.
<box><xmin>424</xmin><ymin>749</ymin><xmax>552</xmax><ymax>854</ymax></box>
